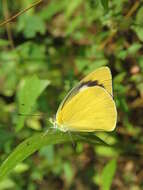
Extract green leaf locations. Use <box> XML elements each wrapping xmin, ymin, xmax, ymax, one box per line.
<box><xmin>65</xmin><ymin>0</ymin><xmax>83</xmax><ymax>18</ymax></box>
<box><xmin>0</xmin><ymin>39</ymin><xmax>10</xmax><ymax>47</ymax></box>
<box><xmin>13</xmin><ymin>163</ymin><xmax>29</xmax><ymax>173</ymax></box>
<box><xmin>63</xmin><ymin>162</ymin><xmax>74</xmax><ymax>183</ymax></box>
<box><xmin>0</xmin><ymin>130</ymin><xmax>107</xmax><ymax>181</ymax></box>
<box><xmin>101</xmin><ymin>0</ymin><xmax>109</xmax><ymax>11</ymax></box>
<box><xmin>136</xmin><ymin>7</ymin><xmax>143</xmax><ymax>25</ymax></box>
<box><xmin>39</xmin><ymin>0</ymin><xmax>67</xmax><ymax>20</ymax></box>
<box><xmin>132</xmin><ymin>26</ymin><xmax>143</xmax><ymax>41</ymax></box>
<box><xmin>132</xmin><ymin>7</ymin><xmax>143</xmax><ymax>41</ymax></box>
<box><xmin>101</xmin><ymin>159</ymin><xmax>117</xmax><ymax>190</ymax></box>
<box><xmin>77</xmin><ymin>133</ymin><xmax>109</xmax><ymax>146</ymax></box>
<box><xmin>16</xmin><ymin>75</ymin><xmax>50</xmax><ymax>131</ymax></box>
<box><xmin>127</xmin><ymin>43</ymin><xmax>142</xmax><ymax>55</ymax></box>
<box><xmin>0</xmin><ymin>178</ymin><xmax>15</xmax><ymax>189</ymax></box>
<box><xmin>65</xmin><ymin>16</ymin><xmax>82</xmax><ymax>36</ymax></box>
<box><xmin>17</xmin><ymin>15</ymin><xmax>46</xmax><ymax>38</ymax></box>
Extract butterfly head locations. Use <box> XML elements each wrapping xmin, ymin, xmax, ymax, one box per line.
<box><xmin>50</xmin><ymin>117</ymin><xmax>69</xmax><ymax>132</ymax></box>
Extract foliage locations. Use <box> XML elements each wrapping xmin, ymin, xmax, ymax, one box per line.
<box><xmin>17</xmin><ymin>75</ymin><xmax>50</xmax><ymax>131</ymax></box>
<box><xmin>0</xmin><ymin>0</ymin><xmax>143</xmax><ymax>189</ymax></box>
<box><xmin>101</xmin><ymin>159</ymin><xmax>117</xmax><ymax>190</ymax></box>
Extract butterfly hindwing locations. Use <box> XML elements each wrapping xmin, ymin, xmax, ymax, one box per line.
<box><xmin>56</xmin><ymin>86</ymin><xmax>117</xmax><ymax>132</ymax></box>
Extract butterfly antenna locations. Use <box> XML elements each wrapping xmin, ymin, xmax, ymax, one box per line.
<box><xmin>18</xmin><ymin>113</ymin><xmax>40</xmax><ymax>117</ymax></box>
<box><xmin>18</xmin><ymin>112</ymin><xmax>49</xmax><ymax>117</ymax></box>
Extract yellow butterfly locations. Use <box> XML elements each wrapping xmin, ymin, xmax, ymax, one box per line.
<box><xmin>54</xmin><ymin>67</ymin><xmax>117</xmax><ymax>132</ymax></box>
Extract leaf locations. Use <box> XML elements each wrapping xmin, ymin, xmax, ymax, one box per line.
<box><xmin>0</xmin><ymin>39</ymin><xmax>9</xmax><ymax>47</ymax></box>
<box><xmin>101</xmin><ymin>159</ymin><xmax>117</xmax><ymax>190</ymax></box>
<box><xmin>0</xmin><ymin>178</ymin><xmax>15</xmax><ymax>189</ymax></box>
<box><xmin>65</xmin><ymin>16</ymin><xmax>82</xmax><ymax>36</ymax></box>
<box><xmin>136</xmin><ymin>7</ymin><xmax>143</xmax><ymax>25</ymax></box>
<box><xmin>65</xmin><ymin>0</ymin><xmax>83</xmax><ymax>18</ymax></box>
<box><xmin>132</xmin><ymin>7</ymin><xmax>143</xmax><ymax>42</ymax></box>
<box><xmin>16</xmin><ymin>75</ymin><xmax>50</xmax><ymax>131</ymax></box>
<box><xmin>63</xmin><ymin>162</ymin><xmax>74</xmax><ymax>184</ymax></box>
<box><xmin>127</xmin><ymin>43</ymin><xmax>142</xmax><ymax>55</ymax></box>
<box><xmin>101</xmin><ymin>0</ymin><xmax>109</xmax><ymax>11</ymax></box>
<box><xmin>0</xmin><ymin>128</ymin><xmax>14</xmax><ymax>148</ymax></box>
<box><xmin>132</xmin><ymin>26</ymin><xmax>143</xmax><ymax>42</ymax></box>
<box><xmin>13</xmin><ymin>163</ymin><xmax>29</xmax><ymax>173</ymax></box>
<box><xmin>0</xmin><ymin>130</ymin><xmax>107</xmax><ymax>181</ymax></box>
<box><xmin>17</xmin><ymin>15</ymin><xmax>46</xmax><ymax>38</ymax></box>
<box><xmin>77</xmin><ymin>133</ymin><xmax>109</xmax><ymax>146</ymax></box>
<box><xmin>39</xmin><ymin>0</ymin><xmax>67</xmax><ymax>20</ymax></box>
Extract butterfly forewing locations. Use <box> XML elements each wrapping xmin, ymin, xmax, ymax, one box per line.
<box><xmin>57</xmin><ymin>66</ymin><xmax>113</xmax><ymax>113</ymax></box>
<box><xmin>81</xmin><ymin>66</ymin><xmax>112</xmax><ymax>95</ymax></box>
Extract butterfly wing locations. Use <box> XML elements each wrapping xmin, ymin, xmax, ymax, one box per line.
<box><xmin>57</xmin><ymin>66</ymin><xmax>113</xmax><ymax>113</ymax></box>
<box><xmin>81</xmin><ymin>66</ymin><xmax>113</xmax><ymax>96</ymax></box>
<box><xmin>56</xmin><ymin>86</ymin><xmax>117</xmax><ymax>132</ymax></box>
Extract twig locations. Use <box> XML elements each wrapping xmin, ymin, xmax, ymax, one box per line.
<box><xmin>0</xmin><ymin>0</ymin><xmax>43</xmax><ymax>27</ymax></box>
<box><xmin>125</xmin><ymin>1</ymin><xmax>140</xmax><ymax>19</ymax></box>
<box><xmin>2</xmin><ymin>0</ymin><xmax>14</xmax><ymax>48</ymax></box>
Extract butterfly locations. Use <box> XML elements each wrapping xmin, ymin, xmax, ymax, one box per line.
<box><xmin>54</xmin><ymin>67</ymin><xmax>117</xmax><ymax>132</ymax></box>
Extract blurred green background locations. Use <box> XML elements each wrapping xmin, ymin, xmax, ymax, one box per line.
<box><xmin>0</xmin><ymin>0</ymin><xmax>143</xmax><ymax>189</ymax></box>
